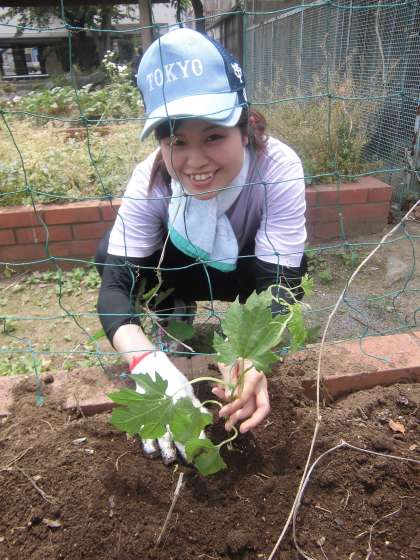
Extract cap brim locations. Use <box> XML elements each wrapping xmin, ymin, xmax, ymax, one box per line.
<box><xmin>139</xmin><ymin>92</ymin><xmax>244</xmax><ymax>140</ymax></box>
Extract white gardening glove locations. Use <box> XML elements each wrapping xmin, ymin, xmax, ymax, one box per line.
<box><xmin>131</xmin><ymin>350</ymin><xmax>208</xmax><ymax>465</ymax></box>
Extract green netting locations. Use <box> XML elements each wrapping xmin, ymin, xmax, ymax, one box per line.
<box><xmin>0</xmin><ymin>1</ymin><xmax>419</xmax><ymax>380</ymax></box>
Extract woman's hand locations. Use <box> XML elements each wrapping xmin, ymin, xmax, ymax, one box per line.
<box><xmin>212</xmin><ymin>359</ymin><xmax>270</xmax><ymax>434</ymax></box>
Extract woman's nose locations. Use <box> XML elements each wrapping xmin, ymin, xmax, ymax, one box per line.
<box><xmin>186</xmin><ymin>147</ymin><xmax>209</xmax><ymax>168</ymax></box>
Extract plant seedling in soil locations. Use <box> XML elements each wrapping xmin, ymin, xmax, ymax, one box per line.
<box><xmin>107</xmin><ymin>275</ymin><xmax>313</xmax><ymax>475</ymax></box>
<box><xmin>338</xmin><ymin>249</ymin><xmax>359</xmax><ymax>268</ymax></box>
<box><xmin>318</xmin><ymin>267</ymin><xmax>333</xmax><ymax>285</ymax></box>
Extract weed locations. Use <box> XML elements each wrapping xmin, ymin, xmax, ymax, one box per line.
<box><xmin>0</xmin><ymin>318</ymin><xmax>17</xmax><ymax>335</ymax></box>
<box><xmin>261</xmin><ymin>73</ymin><xmax>381</xmax><ymax>183</ymax></box>
<box><xmin>23</xmin><ymin>267</ymin><xmax>101</xmax><ymax>297</ymax></box>
<box><xmin>338</xmin><ymin>249</ymin><xmax>359</xmax><ymax>268</ymax></box>
<box><xmin>0</xmin><ymin>121</ymin><xmax>154</xmax><ymax>207</ymax></box>
<box><xmin>318</xmin><ymin>268</ymin><xmax>333</xmax><ymax>285</ymax></box>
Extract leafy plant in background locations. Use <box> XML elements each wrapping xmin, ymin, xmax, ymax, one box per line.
<box><xmin>306</xmin><ymin>248</ymin><xmax>334</xmax><ymax>285</ymax></box>
<box><xmin>5</xmin><ymin>81</ymin><xmax>141</xmax><ymax>121</ymax></box>
<box><xmin>1</xmin><ymin>49</ymin><xmax>140</xmax><ymax>122</ymax></box>
<box><xmin>108</xmin><ymin>276</ymin><xmax>313</xmax><ymax>476</ymax></box>
<box><xmin>338</xmin><ymin>248</ymin><xmax>359</xmax><ymax>268</ymax></box>
<box><xmin>263</xmin><ymin>74</ymin><xmax>381</xmax><ymax>183</ymax></box>
<box><xmin>23</xmin><ymin>267</ymin><xmax>101</xmax><ymax>296</ymax></box>
<box><xmin>0</xmin><ymin>121</ymin><xmax>154</xmax><ymax>207</ymax></box>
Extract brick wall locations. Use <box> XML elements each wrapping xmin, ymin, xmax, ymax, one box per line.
<box><xmin>0</xmin><ymin>177</ymin><xmax>392</xmax><ymax>266</ymax></box>
<box><xmin>306</xmin><ymin>176</ymin><xmax>391</xmax><ymax>242</ymax></box>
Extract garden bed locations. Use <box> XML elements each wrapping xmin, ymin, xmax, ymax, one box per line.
<box><xmin>0</xmin><ymin>359</ymin><xmax>419</xmax><ymax>560</ymax></box>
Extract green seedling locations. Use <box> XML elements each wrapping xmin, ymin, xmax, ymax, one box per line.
<box><xmin>338</xmin><ymin>250</ymin><xmax>359</xmax><ymax>268</ymax></box>
<box><xmin>318</xmin><ymin>267</ymin><xmax>333</xmax><ymax>285</ymax></box>
<box><xmin>107</xmin><ymin>275</ymin><xmax>313</xmax><ymax>476</ymax></box>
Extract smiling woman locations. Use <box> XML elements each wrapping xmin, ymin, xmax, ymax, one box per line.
<box><xmin>95</xmin><ymin>27</ymin><xmax>308</xmax><ymax>466</ymax></box>
<box><xmin>160</xmin><ymin>120</ymin><xmax>246</xmax><ymax>200</ymax></box>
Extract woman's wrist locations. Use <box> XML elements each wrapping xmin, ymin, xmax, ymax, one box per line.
<box><xmin>112</xmin><ymin>323</ymin><xmax>155</xmax><ymax>365</ymax></box>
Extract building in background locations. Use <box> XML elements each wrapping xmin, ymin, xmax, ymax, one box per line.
<box><xmin>0</xmin><ymin>2</ymin><xmax>176</xmax><ymax>79</ymax></box>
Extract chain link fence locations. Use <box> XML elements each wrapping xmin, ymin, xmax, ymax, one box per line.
<box><xmin>235</xmin><ymin>0</ymin><xmax>419</xmax><ymax>201</ymax></box>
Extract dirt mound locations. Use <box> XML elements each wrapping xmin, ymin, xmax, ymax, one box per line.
<box><xmin>0</xmin><ymin>366</ymin><xmax>419</xmax><ymax>559</ymax></box>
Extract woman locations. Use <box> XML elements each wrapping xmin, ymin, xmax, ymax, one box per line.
<box><xmin>97</xmin><ymin>27</ymin><xmax>307</xmax><ymax>465</ymax></box>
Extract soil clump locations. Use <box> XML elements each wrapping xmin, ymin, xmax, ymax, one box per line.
<box><xmin>0</xmin><ymin>365</ymin><xmax>419</xmax><ymax>559</ymax></box>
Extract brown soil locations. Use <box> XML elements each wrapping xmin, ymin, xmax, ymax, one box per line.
<box><xmin>0</xmin><ymin>365</ymin><xmax>419</xmax><ymax>560</ymax></box>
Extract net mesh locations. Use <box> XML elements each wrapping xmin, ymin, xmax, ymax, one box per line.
<box><xmin>0</xmin><ymin>1</ymin><xmax>419</xmax><ymax>382</ymax></box>
<box><xmin>244</xmin><ymin>0</ymin><xmax>420</xmax><ymax>198</ymax></box>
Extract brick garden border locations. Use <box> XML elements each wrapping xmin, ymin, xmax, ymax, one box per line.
<box><xmin>0</xmin><ymin>176</ymin><xmax>392</xmax><ymax>265</ymax></box>
<box><xmin>0</xmin><ymin>175</ymin><xmax>409</xmax><ymax>414</ymax></box>
<box><xmin>0</xmin><ymin>330</ymin><xmax>418</xmax><ymax>418</ymax></box>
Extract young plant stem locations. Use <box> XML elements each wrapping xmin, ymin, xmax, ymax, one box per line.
<box><xmin>201</xmin><ymin>399</ymin><xmax>223</xmax><ymax>409</ymax></box>
<box><xmin>170</xmin><ymin>375</ymin><xmax>233</xmax><ymax>398</ymax></box>
<box><xmin>192</xmin><ymin>397</ymin><xmax>240</xmax><ymax>449</ymax></box>
<box><xmin>239</xmin><ymin>357</ymin><xmax>245</xmax><ymax>394</ymax></box>
<box><xmin>231</xmin><ymin>361</ymin><xmax>253</xmax><ymax>398</ymax></box>
<box><xmin>217</xmin><ymin>425</ymin><xmax>239</xmax><ymax>450</ymax></box>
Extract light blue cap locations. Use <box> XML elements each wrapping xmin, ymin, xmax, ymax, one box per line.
<box><xmin>137</xmin><ymin>27</ymin><xmax>247</xmax><ymax>140</ymax></box>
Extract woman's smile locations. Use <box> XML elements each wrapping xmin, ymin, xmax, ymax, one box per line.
<box><xmin>160</xmin><ymin>118</ymin><xmax>248</xmax><ymax>200</ymax></box>
<box><xmin>186</xmin><ymin>171</ymin><xmax>217</xmax><ymax>191</ymax></box>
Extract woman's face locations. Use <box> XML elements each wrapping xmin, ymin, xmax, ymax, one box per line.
<box><xmin>160</xmin><ymin>119</ymin><xmax>248</xmax><ymax>200</ymax></box>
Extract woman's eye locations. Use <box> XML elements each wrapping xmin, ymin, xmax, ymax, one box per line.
<box><xmin>207</xmin><ymin>134</ymin><xmax>223</xmax><ymax>142</ymax></box>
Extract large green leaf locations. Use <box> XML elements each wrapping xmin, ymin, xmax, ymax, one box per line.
<box><xmin>107</xmin><ymin>388</ymin><xmax>145</xmax><ymax>406</ymax></box>
<box><xmin>108</xmin><ymin>373</ymin><xmax>172</xmax><ymax>438</ymax></box>
<box><xmin>287</xmin><ymin>303</ymin><xmax>307</xmax><ymax>352</ymax></box>
<box><xmin>108</xmin><ymin>374</ymin><xmax>212</xmax><ymax>449</ymax></box>
<box><xmin>110</xmin><ymin>404</ymin><xmax>168</xmax><ymax>439</ymax></box>
<box><xmin>165</xmin><ymin>320</ymin><xmax>195</xmax><ymax>342</ymax></box>
<box><xmin>213</xmin><ymin>290</ymin><xmax>285</xmax><ymax>372</ymax></box>
<box><xmin>301</xmin><ymin>273</ymin><xmax>314</xmax><ymax>297</ymax></box>
<box><xmin>185</xmin><ymin>438</ymin><xmax>227</xmax><ymax>476</ymax></box>
<box><xmin>169</xmin><ymin>397</ymin><xmax>212</xmax><ymax>443</ymax></box>
<box><xmin>130</xmin><ymin>371</ymin><xmax>168</xmax><ymax>396</ymax></box>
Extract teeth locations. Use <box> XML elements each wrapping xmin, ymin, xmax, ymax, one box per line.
<box><xmin>190</xmin><ymin>173</ymin><xmax>213</xmax><ymax>181</ymax></box>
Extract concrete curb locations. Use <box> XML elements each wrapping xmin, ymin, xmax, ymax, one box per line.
<box><xmin>301</xmin><ymin>331</ymin><xmax>420</xmax><ymax>400</ymax></box>
<box><xmin>0</xmin><ymin>332</ymin><xmax>419</xmax><ymax>417</ymax></box>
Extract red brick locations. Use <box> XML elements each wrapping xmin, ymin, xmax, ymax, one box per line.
<box><xmin>0</xmin><ymin>230</ymin><xmax>15</xmax><ymax>246</ymax></box>
<box><xmin>345</xmin><ymin>220</ymin><xmax>386</xmax><ymax>236</ymax></box>
<box><xmin>0</xmin><ymin>243</ymin><xmax>47</xmax><ymax>262</ymax></box>
<box><xmin>99</xmin><ymin>200</ymin><xmax>121</xmax><ymax>221</ymax></box>
<box><xmin>48</xmin><ymin>239</ymin><xmax>98</xmax><ymax>258</ymax></box>
<box><xmin>73</xmin><ymin>222</ymin><xmax>110</xmax><ymax>240</ymax></box>
<box><xmin>368</xmin><ymin>186</ymin><xmax>392</xmax><ymax>202</ymax></box>
<box><xmin>42</xmin><ymin>201</ymin><xmax>101</xmax><ymax>225</ymax></box>
<box><xmin>308</xmin><ymin>222</ymin><xmax>341</xmax><ymax>242</ymax></box>
<box><xmin>0</xmin><ymin>357</ymin><xmax>214</xmax><ymax>418</ymax></box>
<box><xmin>305</xmin><ymin>187</ymin><xmax>317</xmax><ymax>207</ymax></box>
<box><xmin>0</xmin><ymin>206</ymin><xmax>39</xmax><ymax>229</ymax></box>
<box><xmin>0</xmin><ymin>367</ymin><xmax>130</xmax><ymax>418</ymax></box>
<box><xmin>358</xmin><ymin>175</ymin><xmax>391</xmax><ymax>191</ymax></box>
<box><xmin>343</xmin><ymin>202</ymin><xmax>389</xmax><ymax>222</ymax></box>
<box><xmin>338</xmin><ymin>185</ymin><xmax>368</xmax><ymax>204</ymax></box>
<box><xmin>16</xmin><ymin>225</ymin><xmax>72</xmax><ymax>244</ymax></box>
<box><xmin>307</xmin><ymin>206</ymin><xmax>341</xmax><ymax>223</ymax></box>
<box><xmin>316</xmin><ymin>185</ymin><xmax>338</xmax><ymax>205</ymax></box>
<box><xmin>2</xmin><ymin>333</ymin><xmax>419</xmax><ymax>417</ymax></box>
<box><xmin>301</xmin><ymin>331</ymin><xmax>420</xmax><ymax>401</ymax></box>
